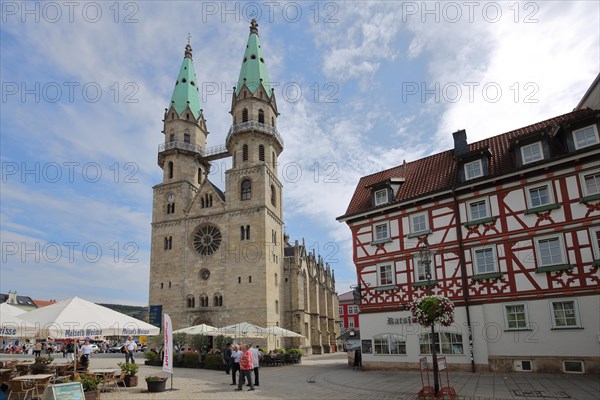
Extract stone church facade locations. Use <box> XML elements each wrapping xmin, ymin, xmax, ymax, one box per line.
<box><xmin>149</xmin><ymin>21</ymin><xmax>339</xmax><ymax>353</ymax></box>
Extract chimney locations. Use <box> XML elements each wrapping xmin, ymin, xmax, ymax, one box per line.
<box><xmin>453</xmin><ymin>129</ymin><xmax>468</xmax><ymax>156</ymax></box>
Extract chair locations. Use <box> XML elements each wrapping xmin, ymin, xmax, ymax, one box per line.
<box><xmin>0</xmin><ymin>369</ymin><xmax>14</xmax><ymax>384</ymax></box>
<box><xmin>7</xmin><ymin>379</ymin><xmax>36</xmax><ymax>400</ymax></box>
<box><xmin>33</xmin><ymin>376</ymin><xmax>53</xmax><ymax>398</ymax></box>
<box><xmin>104</xmin><ymin>371</ymin><xmax>126</xmax><ymax>391</ymax></box>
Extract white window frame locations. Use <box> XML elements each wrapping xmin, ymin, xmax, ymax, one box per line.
<box><xmin>339</xmin><ymin>306</ymin><xmax>344</xmax><ymax>315</ymax></box>
<box><xmin>373</xmin><ymin>334</ymin><xmax>407</xmax><ymax>355</ymax></box>
<box><xmin>467</xmin><ymin>197</ymin><xmax>491</xmax><ymax>222</ymax></box>
<box><xmin>534</xmin><ymin>235</ymin><xmax>567</xmax><ymax>268</ymax></box>
<box><xmin>520</xmin><ymin>141</ymin><xmax>543</xmax><ymax>164</ymax></box>
<box><xmin>573</xmin><ymin>124</ymin><xmax>599</xmax><ymax>150</ymax></box>
<box><xmin>504</xmin><ymin>303</ymin><xmax>530</xmax><ymax>331</ymax></box>
<box><xmin>413</xmin><ymin>254</ymin><xmax>436</xmax><ymax>282</ymax></box>
<box><xmin>590</xmin><ymin>227</ymin><xmax>600</xmax><ymax>260</ymax></box>
<box><xmin>549</xmin><ymin>298</ymin><xmax>582</xmax><ymax>329</ymax></box>
<box><xmin>525</xmin><ymin>182</ymin><xmax>554</xmax><ymax>209</ymax></box>
<box><xmin>580</xmin><ymin>169</ymin><xmax>600</xmax><ymax>197</ymax></box>
<box><xmin>472</xmin><ymin>246</ymin><xmax>498</xmax><ymax>275</ymax></box>
<box><xmin>410</xmin><ymin>212</ymin><xmax>429</xmax><ymax>235</ymax></box>
<box><xmin>374</xmin><ymin>189</ymin><xmax>389</xmax><ymax>206</ymax></box>
<box><xmin>419</xmin><ymin>332</ymin><xmax>463</xmax><ymax>355</ymax></box>
<box><xmin>372</xmin><ymin>221</ymin><xmax>390</xmax><ymax>243</ymax></box>
<box><xmin>464</xmin><ymin>159</ymin><xmax>483</xmax><ymax>180</ymax></box>
<box><xmin>349</xmin><ymin>320</ymin><xmax>355</xmax><ymax>328</ymax></box>
<box><xmin>377</xmin><ymin>263</ymin><xmax>395</xmax><ymax>287</ymax></box>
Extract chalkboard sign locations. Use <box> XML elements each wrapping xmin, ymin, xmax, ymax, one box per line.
<box><xmin>42</xmin><ymin>382</ymin><xmax>85</xmax><ymax>400</ymax></box>
<box><xmin>353</xmin><ymin>349</ymin><xmax>362</xmax><ymax>370</ymax></box>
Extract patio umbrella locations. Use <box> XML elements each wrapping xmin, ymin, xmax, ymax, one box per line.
<box><xmin>265</xmin><ymin>326</ymin><xmax>304</xmax><ymax>338</ymax></box>
<box><xmin>173</xmin><ymin>323</ymin><xmax>224</xmax><ymax>336</ymax></box>
<box><xmin>220</xmin><ymin>322</ymin><xmax>268</xmax><ymax>338</ymax></box>
<box><xmin>18</xmin><ymin>296</ymin><xmax>160</xmax><ymax>339</ymax></box>
<box><xmin>0</xmin><ymin>303</ymin><xmax>37</xmax><ymax>338</ymax></box>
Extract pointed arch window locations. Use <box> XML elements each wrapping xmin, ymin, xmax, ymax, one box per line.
<box><xmin>271</xmin><ymin>184</ymin><xmax>276</xmax><ymax>206</ymax></box>
<box><xmin>242</xmin><ymin>108</ymin><xmax>249</xmax><ymax>122</ymax></box>
<box><xmin>214</xmin><ymin>293</ymin><xmax>223</xmax><ymax>307</ymax></box>
<box><xmin>168</xmin><ymin>162</ymin><xmax>174</xmax><ymax>179</ymax></box>
<box><xmin>259</xmin><ymin>145</ymin><xmax>265</xmax><ymax>161</ymax></box>
<box><xmin>243</xmin><ymin>144</ymin><xmax>249</xmax><ymax>161</ymax></box>
<box><xmin>200</xmin><ymin>294</ymin><xmax>208</xmax><ymax>308</ymax></box>
<box><xmin>258</xmin><ymin>109</ymin><xmax>265</xmax><ymax>124</ymax></box>
<box><xmin>183</xmin><ymin>133</ymin><xmax>190</xmax><ymax>144</ymax></box>
<box><xmin>241</xmin><ymin>179</ymin><xmax>252</xmax><ymax>201</ymax></box>
<box><xmin>186</xmin><ymin>295</ymin><xmax>195</xmax><ymax>308</ymax></box>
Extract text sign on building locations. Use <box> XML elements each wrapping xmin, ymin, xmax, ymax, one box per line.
<box><xmin>438</xmin><ymin>356</ymin><xmax>447</xmax><ymax>371</ymax></box>
<box><xmin>387</xmin><ymin>316</ymin><xmax>414</xmax><ymax>325</ymax></box>
<box><xmin>149</xmin><ymin>305</ymin><xmax>162</xmax><ymax>328</ymax></box>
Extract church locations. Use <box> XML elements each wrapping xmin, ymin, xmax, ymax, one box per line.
<box><xmin>148</xmin><ymin>20</ymin><xmax>339</xmax><ymax>354</ymax></box>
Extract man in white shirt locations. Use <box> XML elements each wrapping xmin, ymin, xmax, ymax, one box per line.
<box><xmin>248</xmin><ymin>344</ymin><xmax>261</xmax><ymax>386</ymax></box>
<box><xmin>124</xmin><ymin>336</ymin><xmax>138</xmax><ymax>364</ymax></box>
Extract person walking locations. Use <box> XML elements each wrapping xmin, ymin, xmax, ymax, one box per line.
<box><xmin>65</xmin><ymin>340</ymin><xmax>75</xmax><ymax>363</ymax></box>
<box><xmin>235</xmin><ymin>344</ymin><xmax>254</xmax><ymax>391</ymax></box>
<box><xmin>223</xmin><ymin>342</ymin><xmax>232</xmax><ymax>375</ymax></box>
<box><xmin>79</xmin><ymin>340</ymin><xmax>93</xmax><ymax>368</ymax></box>
<box><xmin>230</xmin><ymin>344</ymin><xmax>242</xmax><ymax>386</ymax></box>
<box><xmin>248</xmin><ymin>344</ymin><xmax>261</xmax><ymax>386</ymax></box>
<box><xmin>33</xmin><ymin>342</ymin><xmax>42</xmax><ymax>357</ymax></box>
<box><xmin>124</xmin><ymin>336</ymin><xmax>137</xmax><ymax>364</ymax></box>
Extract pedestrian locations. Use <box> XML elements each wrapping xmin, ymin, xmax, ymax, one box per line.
<box><xmin>235</xmin><ymin>344</ymin><xmax>254</xmax><ymax>391</ymax></box>
<box><xmin>230</xmin><ymin>344</ymin><xmax>242</xmax><ymax>386</ymax></box>
<box><xmin>79</xmin><ymin>340</ymin><xmax>93</xmax><ymax>367</ymax></box>
<box><xmin>33</xmin><ymin>341</ymin><xmax>42</xmax><ymax>357</ymax></box>
<box><xmin>223</xmin><ymin>342</ymin><xmax>232</xmax><ymax>375</ymax></box>
<box><xmin>66</xmin><ymin>340</ymin><xmax>75</xmax><ymax>363</ymax></box>
<box><xmin>248</xmin><ymin>343</ymin><xmax>261</xmax><ymax>386</ymax></box>
<box><xmin>124</xmin><ymin>336</ymin><xmax>137</xmax><ymax>364</ymax></box>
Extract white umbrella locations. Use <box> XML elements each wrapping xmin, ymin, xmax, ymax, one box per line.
<box><xmin>265</xmin><ymin>326</ymin><xmax>304</xmax><ymax>338</ymax></box>
<box><xmin>173</xmin><ymin>323</ymin><xmax>223</xmax><ymax>336</ymax></box>
<box><xmin>19</xmin><ymin>296</ymin><xmax>160</xmax><ymax>339</ymax></box>
<box><xmin>0</xmin><ymin>303</ymin><xmax>37</xmax><ymax>338</ymax></box>
<box><xmin>221</xmin><ymin>322</ymin><xmax>268</xmax><ymax>338</ymax></box>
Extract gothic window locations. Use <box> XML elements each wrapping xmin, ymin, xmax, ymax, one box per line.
<box><xmin>271</xmin><ymin>185</ymin><xmax>276</xmax><ymax>206</ymax></box>
<box><xmin>168</xmin><ymin>162</ymin><xmax>174</xmax><ymax>179</ymax></box>
<box><xmin>214</xmin><ymin>293</ymin><xmax>223</xmax><ymax>307</ymax></box>
<box><xmin>184</xmin><ymin>133</ymin><xmax>191</xmax><ymax>144</ymax></box>
<box><xmin>241</xmin><ymin>179</ymin><xmax>252</xmax><ymax>200</ymax></box>
<box><xmin>169</xmin><ymin>133</ymin><xmax>174</xmax><ymax>142</ymax></box>
<box><xmin>167</xmin><ymin>202</ymin><xmax>175</xmax><ymax>214</ymax></box>
<box><xmin>258</xmin><ymin>109</ymin><xmax>265</xmax><ymax>124</ymax></box>
<box><xmin>164</xmin><ymin>236</ymin><xmax>172</xmax><ymax>250</ymax></box>
<box><xmin>242</xmin><ymin>108</ymin><xmax>248</xmax><ymax>122</ymax></box>
<box><xmin>259</xmin><ymin>145</ymin><xmax>265</xmax><ymax>161</ymax></box>
<box><xmin>192</xmin><ymin>225</ymin><xmax>222</xmax><ymax>255</ymax></box>
<box><xmin>243</xmin><ymin>144</ymin><xmax>249</xmax><ymax>161</ymax></box>
<box><xmin>200</xmin><ymin>294</ymin><xmax>208</xmax><ymax>307</ymax></box>
<box><xmin>186</xmin><ymin>295</ymin><xmax>195</xmax><ymax>308</ymax></box>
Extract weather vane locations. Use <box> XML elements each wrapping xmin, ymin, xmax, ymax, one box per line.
<box><xmin>187</xmin><ymin>33</ymin><xmax>191</xmax><ymax>45</ymax></box>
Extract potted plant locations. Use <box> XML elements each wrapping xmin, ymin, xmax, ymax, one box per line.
<box><xmin>409</xmin><ymin>295</ymin><xmax>455</xmax><ymax>327</ymax></box>
<box><xmin>145</xmin><ymin>375</ymin><xmax>168</xmax><ymax>393</ymax></box>
<box><xmin>76</xmin><ymin>374</ymin><xmax>101</xmax><ymax>400</ymax></box>
<box><xmin>118</xmin><ymin>362</ymin><xmax>139</xmax><ymax>387</ymax></box>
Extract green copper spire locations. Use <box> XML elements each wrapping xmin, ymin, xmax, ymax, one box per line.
<box><xmin>169</xmin><ymin>43</ymin><xmax>202</xmax><ymax>119</ymax></box>
<box><xmin>236</xmin><ymin>19</ymin><xmax>271</xmax><ymax>96</ymax></box>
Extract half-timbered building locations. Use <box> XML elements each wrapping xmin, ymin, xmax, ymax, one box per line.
<box><xmin>338</xmin><ymin>77</ymin><xmax>600</xmax><ymax>374</ymax></box>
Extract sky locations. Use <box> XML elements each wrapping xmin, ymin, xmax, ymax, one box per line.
<box><xmin>1</xmin><ymin>1</ymin><xmax>598</xmax><ymax>306</ymax></box>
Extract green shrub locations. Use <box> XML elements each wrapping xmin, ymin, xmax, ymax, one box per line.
<box><xmin>288</xmin><ymin>348</ymin><xmax>303</xmax><ymax>356</ymax></box>
<box><xmin>204</xmin><ymin>354</ymin><xmax>225</xmax><ymax>370</ymax></box>
<box><xmin>182</xmin><ymin>352</ymin><xmax>200</xmax><ymax>364</ymax></box>
<box><xmin>118</xmin><ymin>362</ymin><xmax>139</xmax><ymax>376</ymax></box>
<box><xmin>144</xmin><ymin>351</ymin><xmax>160</xmax><ymax>362</ymax></box>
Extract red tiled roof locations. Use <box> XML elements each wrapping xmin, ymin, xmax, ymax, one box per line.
<box><xmin>339</xmin><ymin>108</ymin><xmax>598</xmax><ymax>220</ymax></box>
<box><xmin>32</xmin><ymin>299</ymin><xmax>57</xmax><ymax>308</ymax></box>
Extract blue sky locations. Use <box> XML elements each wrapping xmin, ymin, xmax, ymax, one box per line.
<box><xmin>1</xmin><ymin>1</ymin><xmax>598</xmax><ymax>306</ymax></box>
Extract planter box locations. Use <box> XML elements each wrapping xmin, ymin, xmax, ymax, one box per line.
<box><xmin>84</xmin><ymin>390</ymin><xmax>100</xmax><ymax>400</ymax></box>
<box><xmin>124</xmin><ymin>375</ymin><xmax>138</xmax><ymax>387</ymax></box>
<box><xmin>147</xmin><ymin>379</ymin><xmax>167</xmax><ymax>393</ymax></box>
<box><xmin>144</xmin><ymin>360</ymin><xmax>162</xmax><ymax>367</ymax></box>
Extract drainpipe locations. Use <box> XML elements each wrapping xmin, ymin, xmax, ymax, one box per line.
<box><xmin>452</xmin><ymin>187</ymin><xmax>476</xmax><ymax>373</ymax></box>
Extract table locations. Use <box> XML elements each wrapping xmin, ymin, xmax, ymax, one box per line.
<box><xmin>13</xmin><ymin>374</ymin><xmax>54</xmax><ymax>397</ymax></box>
<box><xmin>88</xmin><ymin>368</ymin><xmax>119</xmax><ymax>392</ymax></box>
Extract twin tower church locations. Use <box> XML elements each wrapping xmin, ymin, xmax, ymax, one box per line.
<box><xmin>148</xmin><ymin>20</ymin><xmax>340</xmax><ymax>353</ymax></box>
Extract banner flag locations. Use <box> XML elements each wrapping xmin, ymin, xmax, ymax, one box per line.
<box><xmin>163</xmin><ymin>313</ymin><xmax>173</xmax><ymax>374</ymax></box>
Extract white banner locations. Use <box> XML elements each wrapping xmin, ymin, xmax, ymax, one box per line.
<box><xmin>163</xmin><ymin>313</ymin><xmax>173</xmax><ymax>374</ymax></box>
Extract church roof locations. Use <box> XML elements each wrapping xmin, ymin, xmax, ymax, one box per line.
<box><xmin>236</xmin><ymin>19</ymin><xmax>271</xmax><ymax>96</ymax></box>
<box><xmin>207</xmin><ymin>180</ymin><xmax>225</xmax><ymax>201</ymax></box>
<box><xmin>169</xmin><ymin>43</ymin><xmax>202</xmax><ymax>119</ymax></box>
<box><xmin>338</xmin><ymin>107</ymin><xmax>598</xmax><ymax>220</ymax></box>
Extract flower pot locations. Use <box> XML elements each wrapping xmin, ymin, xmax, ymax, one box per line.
<box><xmin>147</xmin><ymin>379</ymin><xmax>167</xmax><ymax>393</ymax></box>
<box><xmin>84</xmin><ymin>390</ymin><xmax>100</xmax><ymax>400</ymax></box>
<box><xmin>124</xmin><ymin>375</ymin><xmax>138</xmax><ymax>387</ymax></box>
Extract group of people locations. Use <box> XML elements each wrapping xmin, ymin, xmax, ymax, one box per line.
<box><xmin>223</xmin><ymin>342</ymin><xmax>262</xmax><ymax>391</ymax></box>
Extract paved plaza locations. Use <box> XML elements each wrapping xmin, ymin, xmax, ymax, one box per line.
<box><xmin>2</xmin><ymin>353</ymin><xmax>598</xmax><ymax>399</ymax></box>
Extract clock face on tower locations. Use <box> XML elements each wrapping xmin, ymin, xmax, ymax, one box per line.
<box><xmin>167</xmin><ymin>194</ymin><xmax>175</xmax><ymax>202</ymax></box>
<box><xmin>192</xmin><ymin>225</ymin><xmax>222</xmax><ymax>255</ymax></box>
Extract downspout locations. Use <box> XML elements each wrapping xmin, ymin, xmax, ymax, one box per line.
<box><xmin>452</xmin><ymin>187</ymin><xmax>476</xmax><ymax>373</ymax></box>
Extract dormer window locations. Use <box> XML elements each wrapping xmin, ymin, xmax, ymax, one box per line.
<box><xmin>374</xmin><ymin>189</ymin><xmax>388</xmax><ymax>206</ymax></box>
<box><xmin>573</xmin><ymin>125</ymin><xmax>599</xmax><ymax>150</ymax></box>
<box><xmin>521</xmin><ymin>141</ymin><xmax>543</xmax><ymax>164</ymax></box>
<box><xmin>464</xmin><ymin>160</ymin><xmax>483</xmax><ymax>180</ymax></box>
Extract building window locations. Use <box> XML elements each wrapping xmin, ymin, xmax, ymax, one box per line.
<box><xmin>275</xmin><ymin>300</ymin><xmax>279</xmax><ymax>314</ymax></box>
<box><xmin>550</xmin><ymin>299</ymin><xmax>581</xmax><ymax>328</ymax></box>
<box><xmin>259</xmin><ymin>145</ymin><xmax>265</xmax><ymax>161</ymax></box>
<box><xmin>590</xmin><ymin>227</ymin><xmax>600</xmax><ymax>261</ymax></box>
<box><xmin>349</xmin><ymin>321</ymin><xmax>355</xmax><ymax>328</ymax></box>
<box><xmin>377</xmin><ymin>263</ymin><xmax>394</xmax><ymax>286</ymax></box>
<box><xmin>410</xmin><ymin>212</ymin><xmax>429</xmax><ymax>235</ymax></box>
<box><xmin>535</xmin><ymin>235</ymin><xmax>566</xmax><ymax>268</ymax></box>
<box><xmin>167</xmin><ymin>202</ymin><xmax>175</xmax><ymax>214</ymax></box>
<box><xmin>464</xmin><ymin>159</ymin><xmax>483</xmax><ymax>180</ymax></box>
<box><xmin>372</xmin><ymin>222</ymin><xmax>389</xmax><ymax>243</ymax></box>
<box><xmin>573</xmin><ymin>125</ymin><xmax>599</xmax><ymax>150</ymax></box>
<box><xmin>420</xmin><ymin>332</ymin><xmax>463</xmax><ymax>354</ymax></box>
<box><xmin>168</xmin><ymin>161</ymin><xmax>174</xmax><ymax>179</ymax></box>
<box><xmin>521</xmin><ymin>141</ymin><xmax>543</xmax><ymax>164</ymax></box>
<box><xmin>241</xmin><ymin>179</ymin><xmax>252</xmax><ymax>200</ymax></box>
<box><xmin>186</xmin><ymin>296</ymin><xmax>195</xmax><ymax>308</ymax></box>
<box><xmin>169</xmin><ymin>133</ymin><xmax>174</xmax><ymax>142</ymax></box>
<box><xmin>246</xmin><ymin>225</ymin><xmax>250</xmax><ymax>240</ymax></box>
<box><xmin>414</xmin><ymin>254</ymin><xmax>436</xmax><ymax>282</ymax></box>
<box><xmin>374</xmin><ymin>189</ymin><xmax>388</xmax><ymax>206</ymax></box>
<box><xmin>339</xmin><ymin>306</ymin><xmax>344</xmax><ymax>315</ymax></box>
<box><xmin>258</xmin><ymin>109</ymin><xmax>265</xmax><ymax>124</ymax></box>
<box><xmin>243</xmin><ymin>144</ymin><xmax>248</xmax><ymax>161</ymax></box>
<box><xmin>183</xmin><ymin>133</ymin><xmax>190</xmax><ymax>144</ymax></box>
<box><xmin>581</xmin><ymin>170</ymin><xmax>600</xmax><ymax>197</ymax></box>
<box><xmin>274</xmin><ymin>273</ymin><xmax>278</xmax><ymax>286</ymax></box>
<box><xmin>164</xmin><ymin>236</ymin><xmax>172</xmax><ymax>250</ymax></box>
<box><xmin>271</xmin><ymin>185</ymin><xmax>276</xmax><ymax>206</ymax></box>
<box><xmin>504</xmin><ymin>303</ymin><xmax>529</xmax><ymax>330</ymax></box>
<box><xmin>526</xmin><ymin>183</ymin><xmax>553</xmax><ymax>208</ymax></box>
<box><xmin>467</xmin><ymin>198</ymin><xmax>490</xmax><ymax>222</ymax></box>
<box><xmin>473</xmin><ymin>246</ymin><xmax>497</xmax><ymax>275</ymax></box>
<box><xmin>241</xmin><ymin>226</ymin><xmax>245</xmax><ymax>240</ymax></box>
<box><xmin>374</xmin><ymin>334</ymin><xmax>406</xmax><ymax>355</ymax></box>
<box><xmin>200</xmin><ymin>294</ymin><xmax>208</xmax><ymax>307</ymax></box>
<box><xmin>214</xmin><ymin>294</ymin><xmax>223</xmax><ymax>307</ymax></box>
<box><xmin>242</xmin><ymin>108</ymin><xmax>248</xmax><ymax>122</ymax></box>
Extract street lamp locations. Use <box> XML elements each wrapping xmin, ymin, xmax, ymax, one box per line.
<box><xmin>419</xmin><ymin>238</ymin><xmax>439</xmax><ymax>395</ymax></box>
